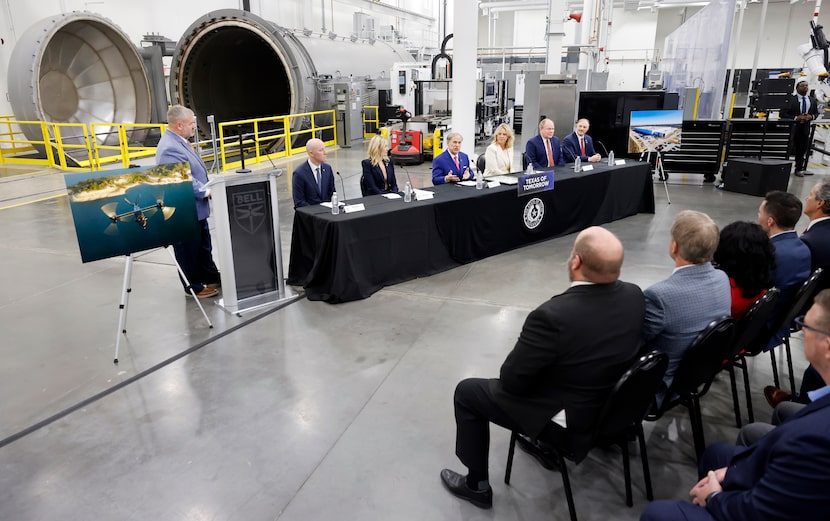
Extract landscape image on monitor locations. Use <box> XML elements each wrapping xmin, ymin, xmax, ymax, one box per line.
<box><xmin>628</xmin><ymin>109</ymin><xmax>683</xmax><ymax>153</ymax></box>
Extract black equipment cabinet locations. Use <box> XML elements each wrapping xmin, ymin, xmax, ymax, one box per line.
<box><xmin>661</xmin><ymin>120</ymin><xmax>725</xmax><ymax>176</ymax></box>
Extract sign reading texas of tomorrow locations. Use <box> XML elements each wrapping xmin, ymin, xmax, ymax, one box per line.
<box><xmin>65</xmin><ymin>163</ymin><xmax>200</xmax><ymax>263</ymax></box>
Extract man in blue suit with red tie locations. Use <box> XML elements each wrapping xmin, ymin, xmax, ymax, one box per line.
<box><xmin>292</xmin><ymin>138</ymin><xmax>335</xmax><ymax>207</ymax></box>
<box><xmin>561</xmin><ymin>118</ymin><xmax>602</xmax><ymax>164</ymax></box>
<box><xmin>156</xmin><ymin>105</ymin><xmax>221</xmax><ymax>298</ymax></box>
<box><xmin>640</xmin><ymin>289</ymin><xmax>830</xmax><ymax>521</ymax></box>
<box><xmin>432</xmin><ymin>131</ymin><xmax>474</xmax><ymax>185</ymax></box>
<box><xmin>524</xmin><ymin>118</ymin><xmax>565</xmax><ymax>169</ymax></box>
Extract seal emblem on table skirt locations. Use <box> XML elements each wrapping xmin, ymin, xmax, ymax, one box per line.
<box><xmin>523</xmin><ymin>197</ymin><xmax>545</xmax><ymax>230</ymax></box>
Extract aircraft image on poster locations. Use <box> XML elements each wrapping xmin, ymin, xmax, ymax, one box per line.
<box><xmin>628</xmin><ymin>110</ymin><xmax>683</xmax><ymax>153</ymax></box>
<box><xmin>65</xmin><ymin>163</ymin><xmax>200</xmax><ymax>263</ymax></box>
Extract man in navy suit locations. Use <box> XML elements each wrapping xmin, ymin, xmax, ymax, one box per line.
<box><xmin>432</xmin><ymin>131</ymin><xmax>473</xmax><ymax>185</ymax></box>
<box><xmin>780</xmin><ymin>80</ymin><xmax>819</xmax><ymax>176</ymax></box>
<box><xmin>524</xmin><ymin>118</ymin><xmax>565</xmax><ymax>170</ymax></box>
<box><xmin>292</xmin><ymin>138</ymin><xmax>335</xmax><ymax>208</ymax></box>
<box><xmin>640</xmin><ymin>289</ymin><xmax>830</xmax><ymax>521</ymax></box>
<box><xmin>561</xmin><ymin>118</ymin><xmax>602</xmax><ymax>163</ymax></box>
<box><xmin>156</xmin><ymin>105</ymin><xmax>220</xmax><ymax>298</ymax></box>
<box><xmin>642</xmin><ymin>210</ymin><xmax>731</xmax><ymax>397</ymax></box>
<box><xmin>764</xmin><ymin>181</ymin><xmax>830</xmax><ymax>408</ymax></box>
<box><xmin>758</xmin><ymin>191</ymin><xmax>812</xmax><ymax>347</ymax></box>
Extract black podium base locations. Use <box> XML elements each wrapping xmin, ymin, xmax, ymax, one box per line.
<box><xmin>722</xmin><ymin>158</ymin><xmax>791</xmax><ymax>196</ymax></box>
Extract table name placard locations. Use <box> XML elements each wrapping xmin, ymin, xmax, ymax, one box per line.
<box><xmin>518</xmin><ymin>171</ymin><xmax>555</xmax><ymax>197</ymax></box>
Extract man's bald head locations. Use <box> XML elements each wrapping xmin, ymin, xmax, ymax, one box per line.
<box><xmin>570</xmin><ymin>226</ymin><xmax>624</xmax><ymax>283</ymax></box>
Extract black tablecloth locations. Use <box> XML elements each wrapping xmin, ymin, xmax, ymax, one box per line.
<box><xmin>288</xmin><ymin>161</ymin><xmax>654</xmax><ymax>303</ymax></box>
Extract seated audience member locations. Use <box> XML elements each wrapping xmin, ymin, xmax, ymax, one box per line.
<box><xmin>525</xmin><ymin>118</ymin><xmax>565</xmax><ymax>170</ymax></box>
<box><xmin>764</xmin><ymin>181</ymin><xmax>830</xmax><ymax>406</ymax></box>
<box><xmin>561</xmin><ymin>118</ymin><xmax>602</xmax><ymax>163</ymax></box>
<box><xmin>292</xmin><ymin>138</ymin><xmax>335</xmax><ymax>208</ymax></box>
<box><xmin>757</xmin><ymin>190</ymin><xmax>812</xmax><ymax>345</ymax></box>
<box><xmin>432</xmin><ymin>132</ymin><xmax>473</xmax><ymax>185</ymax></box>
<box><xmin>361</xmin><ymin>135</ymin><xmax>398</xmax><ymax>195</ymax></box>
<box><xmin>483</xmin><ymin>123</ymin><xmax>514</xmax><ymax>176</ymax></box>
<box><xmin>642</xmin><ymin>210</ymin><xmax>731</xmax><ymax>396</ymax></box>
<box><xmin>640</xmin><ymin>289</ymin><xmax>830</xmax><ymax>521</ymax></box>
<box><xmin>801</xmin><ymin>179</ymin><xmax>830</xmax><ymax>274</ymax></box>
<box><xmin>440</xmin><ymin>227</ymin><xmax>645</xmax><ymax>509</ymax></box>
<box><xmin>712</xmin><ymin>221</ymin><xmax>775</xmax><ymax>319</ymax></box>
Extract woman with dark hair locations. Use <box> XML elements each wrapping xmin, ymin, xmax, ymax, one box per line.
<box><xmin>713</xmin><ymin>221</ymin><xmax>776</xmax><ymax>318</ymax></box>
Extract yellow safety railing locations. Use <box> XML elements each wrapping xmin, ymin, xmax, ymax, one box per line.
<box><xmin>0</xmin><ymin>118</ymin><xmax>54</xmax><ymax>167</ymax></box>
<box><xmin>50</xmin><ymin>123</ymin><xmax>94</xmax><ymax>170</ymax></box>
<box><xmin>217</xmin><ymin>109</ymin><xmax>336</xmax><ymax>171</ymax></box>
<box><xmin>363</xmin><ymin>105</ymin><xmax>379</xmax><ymax>138</ymax></box>
<box><xmin>90</xmin><ymin>122</ymin><xmax>167</xmax><ymax>169</ymax></box>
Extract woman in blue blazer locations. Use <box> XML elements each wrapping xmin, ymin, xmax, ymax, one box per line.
<box><xmin>361</xmin><ymin>135</ymin><xmax>398</xmax><ymax>195</ymax></box>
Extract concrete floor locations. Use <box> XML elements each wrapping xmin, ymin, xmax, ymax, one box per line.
<box><xmin>0</xmin><ymin>142</ymin><xmax>822</xmax><ymax>520</ymax></box>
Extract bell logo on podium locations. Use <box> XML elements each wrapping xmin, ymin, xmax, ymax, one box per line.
<box><xmin>232</xmin><ymin>189</ymin><xmax>267</xmax><ymax>235</ymax></box>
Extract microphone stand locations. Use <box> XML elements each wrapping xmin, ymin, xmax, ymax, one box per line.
<box><xmin>335</xmin><ymin>171</ymin><xmax>347</xmax><ymax>204</ymax></box>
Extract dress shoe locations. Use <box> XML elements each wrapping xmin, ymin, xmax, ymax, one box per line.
<box><xmin>440</xmin><ymin>469</ymin><xmax>492</xmax><ymax>509</ymax></box>
<box><xmin>515</xmin><ymin>433</ymin><xmax>559</xmax><ymax>471</ymax></box>
<box><xmin>804</xmin><ymin>171</ymin><xmax>815</xmax><ymax>175</ymax></box>
<box><xmin>794</xmin><ymin>171</ymin><xmax>805</xmax><ymax>177</ymax></box>
<box><xmin>189</xmin><ymin>287</ymin><xmax>219</xmax><ymax>298</ymax></box>
<box><xmin>764</xmin><ymin>385</ymin><xmax>792</xmax><ymax>408</ymax></box>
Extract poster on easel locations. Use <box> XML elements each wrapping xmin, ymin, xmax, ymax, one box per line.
<box><xmin>628</xmin><ymin>110</ymin><xmax>683</xmax><ymax>153</ymax></box>
<box><xmin>64</xmin><ymin>163</ymin><xmax>200</xmax><ymax>263</ymax></box>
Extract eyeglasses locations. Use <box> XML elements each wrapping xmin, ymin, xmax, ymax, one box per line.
<box><xmin>794</xmin><ymin>315</ymin><xmax>830</xmax><ymax>337</ymax></box>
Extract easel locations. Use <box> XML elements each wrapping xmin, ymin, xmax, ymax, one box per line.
<box><xmin>642</xmin><ymin>150</ymin><xmax>672</xmax><ymax>204</ymax></box>
<box><xmin>113</xmin><ymin>248</ymin><xmax>213</xmax><ymax>364</ymax></box>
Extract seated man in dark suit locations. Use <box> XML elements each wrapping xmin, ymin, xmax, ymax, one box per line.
<box><xmin>524</xmin><ymin>118</ymin><xmax>565</xmax><ymax>170</ymax></box>
<box><xmin>440</xmin><ymin>226</ymin><xmax>645</xmax><ymax>509</ymax></box>
<box><xmin>640</xmin><ymin>289</ymin><xmax>830</xmax><ymax>521</ymax></box>
<box><xmin>764</xmin><ymin>180</ymin><xmax>829</xmax><ymax>407</ymax></box>
<box><xmin>432</xmin><ymin>131</ymin><xmax>473</xmax><ymax>185</ymax></box>
<box><xmin>758</xmin><ymin>190</ymin><xmax>812</xmax><ymax>347</ymax></box>
<box><xmin>561</xmin><ymin>118</ymin><xmax>602</xmax><ymax>163</ymax></box>
<box><xmin>642</xmin><ymin>210</ymin><xmax>731</xmax><ymax>397</ymax></box>
<box><xmin>291</xmin><ymin>138</ymin><xmax>335</xmax><ymax>208</ymax></box>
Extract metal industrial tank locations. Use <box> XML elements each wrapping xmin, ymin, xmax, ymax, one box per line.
<box><xmin>170</xmin><ymin>9</ymin><xmax>414</xmax><ymax>138</ymax></box>
<box><xmin>7</xmin><ymin>11</ymin><xmax>152</xmax><ymax>146</ymax></box>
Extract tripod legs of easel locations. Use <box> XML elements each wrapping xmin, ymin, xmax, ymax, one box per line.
<box><xmin>655</xmin><ymin>152</ymin><xmax>671</xmax><ymax>205</ymax></box>
<box><xmin>112</xmin><ymin>248</ymin><xmax>214</xmax><ymax>365</ymax></box>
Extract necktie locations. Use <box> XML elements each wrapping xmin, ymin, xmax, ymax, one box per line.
<box><xmin>315</xmin><ymin>167</ymin><xmax>322</xmax><ymax>194</ymax></box>
<box><xmin>801</xmin><ymin>96</ymin><xmax>807</xmax><ymax>114</ymax></box>
<box><xmin>545</xmin><ymin>139</ymin><xmax>554</xmax><ymax>167</ymax></box>
<box><xmin>453</xmin><ymin>155</ymin><xmax>460</xmax><ymax>171</ymax></box>
<box><xmin>579</xmin><ymin>137</ymin><xmax>586</xmax><ymax>156</ymax></box>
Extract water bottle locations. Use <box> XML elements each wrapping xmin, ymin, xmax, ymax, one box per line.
<box><xmin>607</xmin><ymin>150</ymin><xmax>615</xmax><ymax>165</ymax></box>
<box><xmin>404</xmin><ymin>181</ymin><xmax>412</xmax><ymax>202</ymax></box>
<box><xmin>574</xmin><ymin>156</ymin><xmax>582</xmax><ymax>173</ymax></box>
<box><xmin>331</xmin><ymin>192</ymin><xmax>339</xmax><ymax>215</ymax></box>
<box><xmin>476</xmin><ymin>174</ymin><xmax>484</xmax><ymax>190</ymax></box>
<box><xmin>525</xmin><ymin>163</ymin><xmax>534</xmax><ymax>175</ymax></box>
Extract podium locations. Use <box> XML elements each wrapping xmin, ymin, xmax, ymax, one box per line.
<box><xmin>209</xmin><ymin>170</ymin><xmax>299</xmax><ymax>315</ymax></box>
<box><xmin>722</xmin><ymin>158</ymin><xmax>791</xmax><ymax>197</ymax></box>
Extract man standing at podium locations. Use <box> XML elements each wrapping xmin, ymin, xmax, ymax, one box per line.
<box><xmin>781</xmin><ymin>80</ymin><xmax>819</xmax><ymax>177</ymax></box>
<box><xmin>156</xmin><ymin>105</ymin><xmax>221</xmax><ymax>299</ymax></box>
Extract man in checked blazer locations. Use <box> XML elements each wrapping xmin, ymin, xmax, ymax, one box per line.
<box><xmin>156</xmin><ymin>105</ymin><xmax>221</xmax><ymax>298</ymax></box>
<box><xmin>642</xmin><ymin>210</ymin><xmax>731</xmax><ymax>397</ymax></box>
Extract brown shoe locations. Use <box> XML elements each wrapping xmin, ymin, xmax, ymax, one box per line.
<box><xmin>764</xmin><ymin>385</ymin><xmax>791</xmax><ymax>408</ymax></box>
<box><xmin>189</xmin><ymin>287</ymin><xmax>218</xmax><ymax>298</ymax></box>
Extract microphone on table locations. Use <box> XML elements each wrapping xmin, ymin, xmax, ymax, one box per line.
<box><xmin>335</xmin><ymin>171</ymin><xmax>347</xmax><ymax>204</ymax></box>
<box><xmin>596</xmin><ymin>140</ymin><xmax>610</xmax><ymax>157</ymax></box>
<box><xmin>401</xmin><ymin>164</ymin><xmax>414</xmax><ymax>190</ymax></box>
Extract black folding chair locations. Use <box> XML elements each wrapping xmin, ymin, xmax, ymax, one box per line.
<box><xmin>359</xmin><ymin>175</ymin><xmax>367</xmax><ymax>197</ymax></box>
<box><xmin>645</xmin><ymin>317</ymin><xmax>736</xmax><ymax>462</ymax></box>
<box><xmin>767</xmin><ymin>268</ymin><xmax>824</xmax><ymax>392</ymax></box>
<box><xmin>726</xmin><ymin>288</ymin><xmax>780</xmax><ymax>426</ymax></box>
<box><xmin>504</xmin><ymin>352</ymin><xmax>668</xmax><ymax>521</ymax></box>
<box><xmin>476</xmin><ymin>154</ymin><xmax>486</xmax><ymax>174</ymax></box>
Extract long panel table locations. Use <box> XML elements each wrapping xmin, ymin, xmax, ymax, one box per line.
<box><xmin>288</xmin><ymin>161</ymin><xmax>654</xmax><ymax>303</ymax></box>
